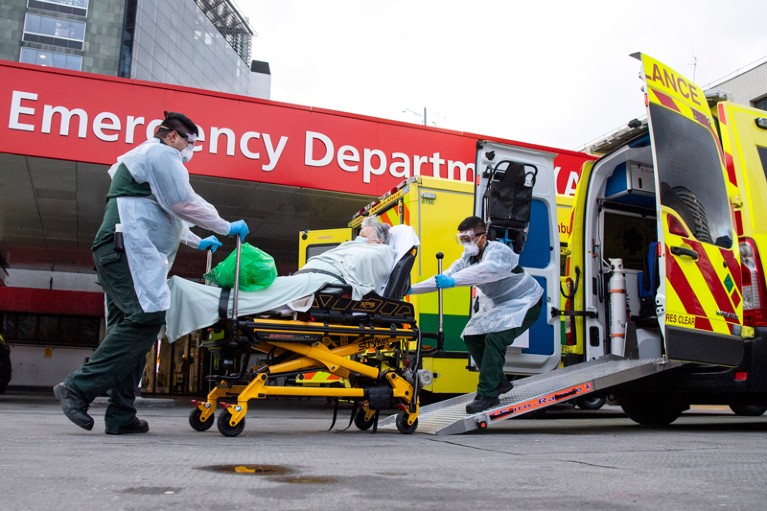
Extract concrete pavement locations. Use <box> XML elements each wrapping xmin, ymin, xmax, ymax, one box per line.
<box><xmin>1</xmin><ymin>390</ymin><xmax>766</xmax><ymax>510</ymax></box>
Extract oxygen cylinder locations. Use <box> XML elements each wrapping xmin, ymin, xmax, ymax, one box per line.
<box><xmin>608</xmin><ymin>258</ymin><xmax>627</xmax><ymax>357</ymax></box>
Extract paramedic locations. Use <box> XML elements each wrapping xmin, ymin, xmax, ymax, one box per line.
<box><xmin>54</xmin><ymin>111</ymin><xmax>250</xmax><ymax>435</ymax></box>
<box><xmin>410</xmin><ymin>216</ymin><xmax>542</xmax><ymax>413</ymax></box>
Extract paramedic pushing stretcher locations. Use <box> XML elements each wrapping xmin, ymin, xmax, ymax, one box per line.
<box><xmin>410</xmin><ymin>216</ymin><xmax>542</xmax><ymax>414</ymax></box>
<box><xmin>54</xmin><ymin>111</ymin><xmax>250</xmax><ymax>435</ymax></box>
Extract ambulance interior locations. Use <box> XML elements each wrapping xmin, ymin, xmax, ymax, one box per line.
<box><xmin>583</xmin><ymin>135</ymin><xmax>663</xmax><ymax>360</ymax></box>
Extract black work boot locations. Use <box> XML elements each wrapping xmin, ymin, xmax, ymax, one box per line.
<box><xmin>465</xmin><ymin>395</ymin><xmax>500</xmax><ymax>414</ymax></box>
<box><xmin>53</xmin><ymin>382</ymin><xmax>94</xmax><ymax>431</ymax></box>
<box><xmin>496</xmin><ymin>379</ymin><xmax>513</xmax><ymax>396</ymax></box>
<box><xmin>105</xmin><ymin>417</ymin><xmax>149</xmax><ymax>435</ymax></box>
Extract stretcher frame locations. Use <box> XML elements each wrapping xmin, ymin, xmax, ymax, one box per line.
<box><xmin>188</xmin><ymin>238</ymin><xmax>425</xmax><ymax>436</ymax></box>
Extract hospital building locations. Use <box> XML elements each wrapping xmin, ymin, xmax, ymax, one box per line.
<box><xmin>0</xmin><ymin>0</ymin><xmax>375</xmax><ymax>394</ymax></box>
<box><xmin>0</xmin><ymin>1</ymin><xmax>765</xmax><ymax>396</ymax></box>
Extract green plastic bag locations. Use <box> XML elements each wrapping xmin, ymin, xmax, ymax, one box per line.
<box><xmin>203</xmin><ymin>243</ymin><xmax>277</xmax><ymax>291</ymax></box>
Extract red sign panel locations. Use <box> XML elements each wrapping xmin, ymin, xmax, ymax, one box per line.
<box><xmin>0</xmin><ymin>62</ymin><xmax>591</xmax><ymax>196</ymax></box>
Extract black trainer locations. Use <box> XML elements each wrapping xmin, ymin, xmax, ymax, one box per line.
<box><xmin>53</xmin><ymin>382</ymin><xmax>94</xmax><ymax>431</ymax></box>
<box><xmin>105</xmin><ymin>417</ymin><xmax>149</xmax><ymax>435</ymax></box>
<box><xmin>496</xmin><ymin>379</ymin><xmax>513</xmax><ymax>396</ymax></box>
<box><xmin>465</xmin><ymin>395</ymin><xmax>500</xmax><ymax>414</ymax></box>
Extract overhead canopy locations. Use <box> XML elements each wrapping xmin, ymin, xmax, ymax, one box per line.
<box><xmin>0</xmin><ymin>152</ymin><xmax>370</xmax><ymax>278</ymax></box>
<box><xmin>0</xmin><ymin>61</ymin><xmax>590</xmax><ymax>280</ymax></box>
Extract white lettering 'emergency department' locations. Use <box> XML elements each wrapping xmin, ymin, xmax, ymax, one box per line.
<box><xmin>7</xmin><ymin>89</ymin><xmax>577</xmax><ymax>191</ymax></box>
<box><xmin>304</xmin><ymin>130</ymin><xmax>474</xmax><ymax>183</ymax></box>
<box><xmin>8</xmin><ymin>90</ymin><xmax>288</xmax><ymax>172</ymax></box>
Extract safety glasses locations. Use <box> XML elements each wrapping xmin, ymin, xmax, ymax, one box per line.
<box><xmin>455</xmin><ymin>230</ymin><xmax>485</xmax><ymax>245</ymax></box>
<box><xmin>177</xmin><ymin>130</ymin><xmax>197</xmax><ymax>146</ymax></box>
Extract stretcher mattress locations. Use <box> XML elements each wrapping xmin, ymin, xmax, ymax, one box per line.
<box><xmin>164</xmin><ymin>273</ymin><xmax>339</xmax><ymax>342</ymax></box>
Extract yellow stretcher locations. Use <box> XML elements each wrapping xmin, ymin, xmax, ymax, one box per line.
<box><xmin>188</xmin><ymin>239</ymin><xmax>426</xmax><ymax>436</ymax></box>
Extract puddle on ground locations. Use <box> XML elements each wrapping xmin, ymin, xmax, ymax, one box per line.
<box><xmin>196</xmin><ymin>464</ymin><xmax>295</xmax><ymax>476</ymax></box>
<box><xmin>195</xmin><ymin>464</ymin><xmax>337</xmax><ymax>484</ymax></box>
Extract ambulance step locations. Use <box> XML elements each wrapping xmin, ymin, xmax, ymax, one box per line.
<box><xmin>380</xmin><ymin>356</ymin><xmax>681</xmax><ymax>435</ymax></box>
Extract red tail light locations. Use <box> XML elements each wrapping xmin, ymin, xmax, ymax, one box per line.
<box><xmin>667</xmin><ymin>214</ymin><xmax>690</xmax><ymax>238</ymax></box>
<box><xmin>740</xmin><ymin>238</ymin><xmax>767</xmax><ymax>326</ymax></box>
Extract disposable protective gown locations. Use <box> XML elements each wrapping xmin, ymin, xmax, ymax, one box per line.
<box><xmin>411</xmin><ymin>240</ymin><xmax>542</xmax><ymax>336</ymax></box>
<box><xmin>112</xmin><ymin>138</ymin><xmax>231</xmax><ymax>312</ymax></box>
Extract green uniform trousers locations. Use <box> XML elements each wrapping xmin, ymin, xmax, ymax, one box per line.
<box><xmin>65</xmin><ymin>242</ymin><xmax>165</xmax><ymax>428</ymax></box>
<box><xmin>463</xmin><ymin>300</ymin><xmax>542</xmax><ymax>398</ymax></box>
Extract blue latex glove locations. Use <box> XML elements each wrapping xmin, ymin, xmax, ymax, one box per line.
<box><xmin>198</xmin><ymin>235</ymin><xmax>222</xmax><ymax>253</ymax></box>
<box><xmin>406</xmin><ymin>287</ymin><xmax>412</xmax><ymax>295</ymax></box>
<box><xmin>228</xmin><ymin>219</ymin><xmax>249</xmax><ymax>241</ymax></box>
<box><xmin>435</xmin><ymin>274</ymin><xmax>456</xmax><ymax>289</ymax></box>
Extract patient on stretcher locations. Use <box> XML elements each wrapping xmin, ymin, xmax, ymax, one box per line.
<box><xmin>164</xmin><ymin>220</ymin><xmax>419</xmax><ymax>342</ymax></box>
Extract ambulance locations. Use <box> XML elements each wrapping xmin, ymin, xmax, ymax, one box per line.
<box><xmin>562</xmin><ymin>53</ymin><xmax>767</xmax><ymax>424</ymax></box>
<box><xmin>376</xmin><ymin>53</ymin><xmax>767</xmax><ymax>435</ymax></box>
<box><xmin>298</xmin><ymin>171</ymin><xmax>580</xmax><ymax>398</ymax></box>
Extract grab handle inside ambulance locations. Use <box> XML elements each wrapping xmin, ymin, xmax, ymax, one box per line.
<box><xmin>670</xmin><ymin>245</ymin><xmax>699</xmax><ymax>261</ymax></box>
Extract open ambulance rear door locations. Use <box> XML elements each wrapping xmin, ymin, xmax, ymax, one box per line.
<box><xmin>637</xmin><ymin>53</ymin><xmax>743</xmax><ymax>365</ymax></box>
<box><xmin>475</xmin><ymin>141</ymin><xmax>562</xmax><ymax>374</ymax></box>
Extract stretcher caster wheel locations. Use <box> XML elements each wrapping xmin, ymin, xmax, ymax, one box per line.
<box><xmin>217</xmin><ymin>410</ymin><xmax>246</xmax><ymax>437</ymax></box>
<box><xmin>189</xmin><ymin>408</ymin><xmax>215</xmax><ymax>432</ymax></box>
<box><xmin>395</xmin><ymin>410</ymin><xmax>418</xmax><ymax>434</ymax></box>
<box><xmin>353</xmin><ymin>409</ymin><xmax>376</xmax><ymax>431</ymax></box>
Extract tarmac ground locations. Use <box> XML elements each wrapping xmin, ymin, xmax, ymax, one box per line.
<box><xmin>1</xmin><ymin>390</ymin><xmax>766</xmax><ymax>511</ymax></box>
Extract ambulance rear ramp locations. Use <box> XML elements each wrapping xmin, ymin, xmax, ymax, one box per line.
<box><xmin>380</xmin><ymin>356</ymin><xmax>682</xmax><ymax>435</ymax></box>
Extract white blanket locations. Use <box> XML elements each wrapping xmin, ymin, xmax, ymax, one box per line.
<box><xmin>164</xmin><ymin>240</ymin><xmax>398</xmax><ymax>342</ymax></box>
<box><xmin>164</xmin><ymin>273</ymin><xmax>339</xmax><ymax>342</ymax></box>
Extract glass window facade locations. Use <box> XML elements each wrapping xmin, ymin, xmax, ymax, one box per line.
<box><xmin>2</xmin><ymin>312</ymin><xmax>100</xmax><ymax>349</ymax></box>
<box><xmin>27</xmin><ymin>0</ymin><xmax>88</xmax><ymax>17</ymax></box>
<box><xmin>130</xmin><ymin>2</ymin><xmax>255</xmax><ymax>96</ymax></box>
<box><xmin>23</xmin><ymin>13</ymin><xmax>86</xmax><ymax>50</ymax></box>
<box><xmin>20</xmin><ymin>46</ymin><xmax>82</xmax><ymax>70</ymax></box>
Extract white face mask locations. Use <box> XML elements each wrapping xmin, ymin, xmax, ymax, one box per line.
<box><xmin>181</xmin><ymin>146</ymin><xmax>194</xmax><ymax>163</ymax></box>
<box><xmin>463</xmin><ymin>242</ymin><xmax>480</xmax><ymax>256</ymax></box>
<box><xmin>354</xmin><ymin>236</ymin><xmax>367</xmax><ymax>244</ymax></box>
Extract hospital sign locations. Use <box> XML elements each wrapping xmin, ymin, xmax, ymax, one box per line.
<box><xmin>0</xmin><ymin>61</ymin><xmax>588</xmax><ymax>197</ymax></box>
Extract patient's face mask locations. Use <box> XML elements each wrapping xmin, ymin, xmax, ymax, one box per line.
<box><xmin>354</xmin><ymin>236</ymin><xmax>367</xmax><ymax>244</ymax></box>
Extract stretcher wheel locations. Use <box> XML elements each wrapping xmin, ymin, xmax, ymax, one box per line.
<box><xmin>217</xmin><ymin>410</ymin><xmax>246</xmax><ymax>437</ymax></box>
<box><xmin>395</xmin><ymin>411</ymin><xmax>418</xmax><ymax>434</ymax></box>
<box><xmin>353</xmin><ymin>409</ymin><xmax>376</xmax><ymax>431</ymax></box>
<box><xmin>188</xmin><ymin>408</ymin><xmax>215</xmax><ymax>432</ymax></box>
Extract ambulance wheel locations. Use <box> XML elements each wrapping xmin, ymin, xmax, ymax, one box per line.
<box><xmin>729</xmin><ymin>404</ymin><xmax>767</xmax><ymax>416</ymax></box>
<box><xmin>576</xmin><ymin>395</ymin><xmax>606</xmax><ymax>411</ymax></box>
<box><xmin>353</xmin><ymin>409</ymin><xmax>376</xmax><ymax>431</ymax></box>
<box><xmin>217</xmin><ymin>410</ymin><xmax>245</xmax><ymax>437</ymax></box>
<box><xmin>395</xmin><ymin>411</ymin><xmax>418</xmax><ymax>434</ymax></box>
<box><xmin>188</xmin><ymin>408</ymin><xmax>215</xmax><ymax>432</ymax></box>
<box><xmin>620</xmin><ymin>394</ymin><xmax>685</xmax><ymax>426</ymax></box>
